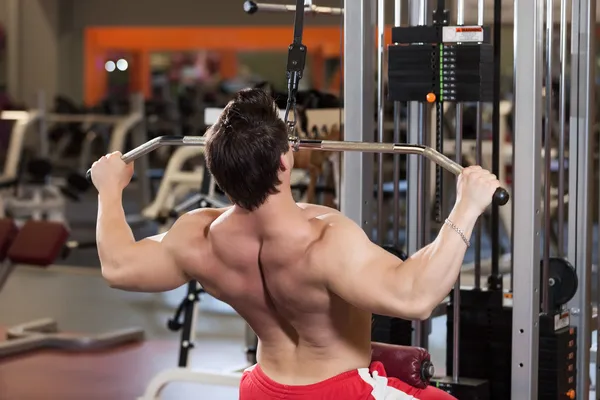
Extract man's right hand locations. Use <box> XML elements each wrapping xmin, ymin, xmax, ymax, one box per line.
<box><xmin>456</xmin><ymin>166</ymin><xmax>501</xmax><ymax>216</ymax></box>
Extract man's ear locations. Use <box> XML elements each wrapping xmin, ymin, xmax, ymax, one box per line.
<box><xmin>279</xmin><ymin>154</ymin><xmax>289</xmax><ymax>172</ymax></box>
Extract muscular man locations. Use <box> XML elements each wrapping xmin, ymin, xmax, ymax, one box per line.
<box><xmin>91</xmin><ymin>88</ymin><xmax>500</xmax><ymax>400</ymax></box>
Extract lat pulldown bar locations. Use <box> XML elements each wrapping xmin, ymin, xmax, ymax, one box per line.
<box><xmin>85</xmin><ymin>135</ymin><xmax>510</xmax><ymax>207</ymax></box>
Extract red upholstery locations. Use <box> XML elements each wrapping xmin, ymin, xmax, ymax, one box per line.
<box><xmin>7</xmin><ymin>221</ymin><xmax>69</xmax><ymax>267</ymax></box>
<box><xmin>0</xmin><ymin>219</ymin><xmax>18</xmax><ymax>261</ymax></box>
<box><xmin>371</xmin><ymin>341</ymin><xmax>434</xmax><ymax>389</ymax></box>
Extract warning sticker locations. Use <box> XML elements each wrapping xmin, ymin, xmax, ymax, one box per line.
<box><xmin>442</xmin><ymin>26</ymin><xmax>484</xmax><ymax>43</ymax></box>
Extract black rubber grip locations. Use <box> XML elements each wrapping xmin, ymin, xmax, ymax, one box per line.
<box><xmin>85</xmin><ymin>168</ymin><xmax>92</xmax><ymax>182</ymax></box>
<box><xmin>493</xmin><ymin>187</ymin><xmax>510</xmax><ymax>206</ymax></box>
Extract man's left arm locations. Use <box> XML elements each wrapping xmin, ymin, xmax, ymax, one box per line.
<box><xmin>96</xmin><ymin>191</ymin><xmax>190</xmax><ymax>292</ymax></box>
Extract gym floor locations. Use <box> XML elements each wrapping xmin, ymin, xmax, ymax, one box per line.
<box><xmin>0</xmin><ymin>184</ymin><xmax>597</xmax><ymax>399</ymax></box>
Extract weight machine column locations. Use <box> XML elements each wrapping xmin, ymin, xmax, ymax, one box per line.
<box><xmin>511</xmin><ymin>0</ymin><xmax>544</xmax><ymax>398</ymax></box>
<box><xmin>406</xmin><ymin>0</ymin><xmax>430</xmax><ymax>350</ymax></box>
<box><xmin>340</xmin><ymin>0</ymin><xmax>375</xmax><ymax>231</ymax></box>
<box><xmin>567</xmin><ymin>0</ymin><xmax>596</xmax><ymax>397</ymax></box>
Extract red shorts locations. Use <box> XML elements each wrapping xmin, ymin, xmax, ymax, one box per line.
<box><xmin>239</xmin><ymin>361</ymin><xmax>457</xmax><ymax>399</ymax></box>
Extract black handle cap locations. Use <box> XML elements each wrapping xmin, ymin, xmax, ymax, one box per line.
<box><xmin>86</xmin><ymin>168</ymin><xmax>92</xmax><ymax>183</ymax></box>
<box><xmin>493</xmin><ymin>187</ymin><xmax>510</xmax><ymax>206</ymax></box>
<box><xmin>243</xmin><ymin>1</ymin><xmax>258</xmax><ymax>14</ymax></box>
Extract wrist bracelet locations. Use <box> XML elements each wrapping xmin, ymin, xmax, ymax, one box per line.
<box><xmin>444</xmin><ymin>218</ymin><xmax>470</xmax><ymax>247</ymax></box>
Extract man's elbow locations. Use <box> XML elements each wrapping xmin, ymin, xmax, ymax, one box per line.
<box><xmin>101</xmin><ymin>263</ymin><xmax>130</xmax><ymax>290</ymax></box>
<box><xmin>407</xmin><ymin>300</ymin><xmax>434</xmax><ymax>321</ymax></box>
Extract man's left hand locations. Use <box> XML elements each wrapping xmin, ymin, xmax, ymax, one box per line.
<box><xmin>91</xmin><ymin>152</ymin><xmax>134</xmax><ymax>195</ymax></box>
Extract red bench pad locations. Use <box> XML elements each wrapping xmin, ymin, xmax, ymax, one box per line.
<box><xmin>371</xmin><ymin>341</ymin><xmax>434</xmax><ymax>389</ymax></box>
<box><xmin>7</xmin><ymin>221</ymin><xmax>69</xmax><ymax>267</ymax></box>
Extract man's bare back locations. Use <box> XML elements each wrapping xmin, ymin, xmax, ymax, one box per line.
<box><xmin>176</xmin><ymin>203</ymin><xmax>373</xmax><ymax>385</ymax></box>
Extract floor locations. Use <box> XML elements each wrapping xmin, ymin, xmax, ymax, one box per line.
<box><xmin>0</xmin><ymin>185</ymin><xmax>597</xmax><ymax>399</ymax></box>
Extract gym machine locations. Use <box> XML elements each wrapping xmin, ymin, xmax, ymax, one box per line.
<box><xmin>384</xmin><ymin>0</ymin><xmax>594</xmax><ymax>398</ymax></box>
<box><xmin>0</xmin><ymin>219</ymin><xmax>144</xmax><ymax>358</ymax></box>
<box><xmin>0</xmin><ymin>93</ymin><xmax>147</xmax><ymax>222</ymax></box>
<box><xmin>387</xmin><ymin>0</ymin><xmax>496</xmax><ymax>396</ymax></box>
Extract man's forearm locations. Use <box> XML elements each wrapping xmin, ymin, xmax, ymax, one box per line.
<box><xmin>96</xmin><ymin>192</ymin><xmax>136</xmax><ymax>273</ymax></box>
<box><xmin>403</xmin><ymin>202</ymin><xmax>479</xmax><ymax>312</ymax></box>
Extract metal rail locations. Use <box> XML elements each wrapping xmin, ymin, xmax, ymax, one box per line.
<box><xmin>243</xmin><ymin>0</ymin><xmax>343</xmax><ymax>15</ymax></box>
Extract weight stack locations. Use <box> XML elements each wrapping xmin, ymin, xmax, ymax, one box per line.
<box><xmin>371</xmin><ymin>315</ymin><xmax>412</xmax><ymax>346</ymax></box>
<box><xmin>538</xmin><ymin>313</ymin><xmax>577</xmax><ymax>400</ymax></box>
<box><xmin>447</xmin><ymin>292</ymin><xmax>578</xmax><ymax>400</ymax></box>
<box><xmin>388</xmin><ymin>43</ymin><xmax>493</xmax><ymax>103</ymax></box>
<box><xmin>446</xmin><ymin>289</ymin><xmax>510</xmax><ymax>400</ymax></box>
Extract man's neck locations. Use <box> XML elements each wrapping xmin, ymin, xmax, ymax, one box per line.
<box><xmin>240</xmin><ymin>189</ymin><xmax>302</xmax><ymax>225</ymax></box>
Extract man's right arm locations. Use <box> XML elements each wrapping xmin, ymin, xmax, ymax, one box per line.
<box><xmin>320</xmin><ymin>202</ymin><xmax>479</xmax><ymax>320</ymax></box>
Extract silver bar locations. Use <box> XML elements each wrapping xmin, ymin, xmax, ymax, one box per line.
<box><xmin>137</xmin><ymin>135</ymin><xmax>464</xmax><ymax>172</ymax></box>
<box><xmin>409</xmin><ymin>0</ymin><xmax>430</xmax><ymax>349</ymax></box>
<box><xmin>418</xmin><ymin>0</ymin><xmax>427</xmax><ymax>25</ymax></box>
<box><xmin>457</xmin><ymin>0</ymin><xmax>464</xmax><ymax>25</ymax></box>
<box><xmin>541</xmin><ymin>0</ymin><xmax>553</xmax><ymax>315</ymax></box>
<box><xmin>474</xmin><ymin>0</ymin><xmax>484</xmax><ymax>292</ymax></box>
<box><xmin>474</xmin><ymin>104</ymin><xmax>482</xmax><ymax>290</ymax></box>
<box><xmin>103</xmin><ymin>135</ymin><xmax>454</xmax><ymax>175</ymax></box>
<box><xmin>376</xmin><ymin>0</ymin><xmax>386</xmax><ymax>244</ymax></box>
<box><xmin>452</xmin><ymin>0</ymin><xmax>465</xmax><ymax>382</ymax></box>
<box><xmin>341</xmin><ymin>0</ymin><xmax>375</xmax><ymax>230</ymax></box>
<box><xmin>392</xmin><ymin>0</ymin><xmax>402</xmax><ymax>247</ymax></box>
<box><xmin>511</xmin><ymin>0</ymin><xmax>544</xmax><ymax>396</ymax></box>
<box><xmin>453</xmin><ymin>0</ymin><xmax>467</xmax><ymax>380</ymax></box>
<box><xmin>556</xmin><ymin>0</ymin><xmax>568</xmax><ymax>258</ymax></box>
<box><xmin>567</xmin><ymin>0</ymin><xmax>595</xmax><ymax>397</ymax></box>
<box><xmin>243</xmin><ymin>1</ymin><xmax>344</xmax><ymax>15</ymax></box>
<box><xmin>586</xmin><ymin>0</ymin><xmax>599</xmax><ymax>391</ymax></box>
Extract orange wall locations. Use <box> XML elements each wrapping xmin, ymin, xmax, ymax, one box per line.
<box><xmin>84</xmin><ymin>26</ymin><xmax>394</xmax><ymax>105</ymax></box>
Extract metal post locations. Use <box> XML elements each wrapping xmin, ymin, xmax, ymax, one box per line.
<box><xmin>407</xmin><ymin>0</ymin><xmax>430</xmax><ymax>349</ymax></box>
<box><xmin>511</xmin><ymin>0</ymin><xmax>543</xmax><ymax>397</ymax></box>
<box><xmin>556</xmin><ymin>0</ymin><xmax>568</xmax><ymax>259</ymax></box>
<box><xmin>340</xmin><ymin>0</ymin><xmax>375</xmax><ymax>230</ymax></box>
<box><xmin>541</xmin><ymin>0</ymin><xmax>553</xmax><ymax>316</ymax></box>
<box><xmin>473</xmin><ymin>0</ymin><xmax>484</xmax><ymax>292</ymax></box>
<box><xmin>567</xmin><ymin>0</ymin><xmax>595</xmax><ymax>397</ymax></box>
<box><xmin>376</xmin><ymin>0</ymin><xmax>386</xmax><ymax>244</ymax></box>
<box><xmin>392</xmin><ymin>0</ymin><xmax>402</xmax><ymax>247</ymax></box>
<box><xmin>452</xmin><ymin>0</ymin><xmax>464</xmax><ymax>383</ymax></box>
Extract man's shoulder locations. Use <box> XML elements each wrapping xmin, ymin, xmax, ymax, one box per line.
<box><xmin>180</xmin><ymin>206</ymin><xmax>232</xmax><ymax>223</ymax></box>
<box><xmin>307</xmin><ymin>210</ymin><xmax>368</xmax><ymax>259</ymax></box>
<box><xmin>169</xmin><ymin>206</ymin><xmax>232</xmax><ymax>239</ymax></box>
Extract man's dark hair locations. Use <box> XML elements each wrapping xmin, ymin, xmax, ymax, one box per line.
<box><xmin>205</xmin><ymin>88</ymin><xmax>290</xmax><ymax>211</ymax></box>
